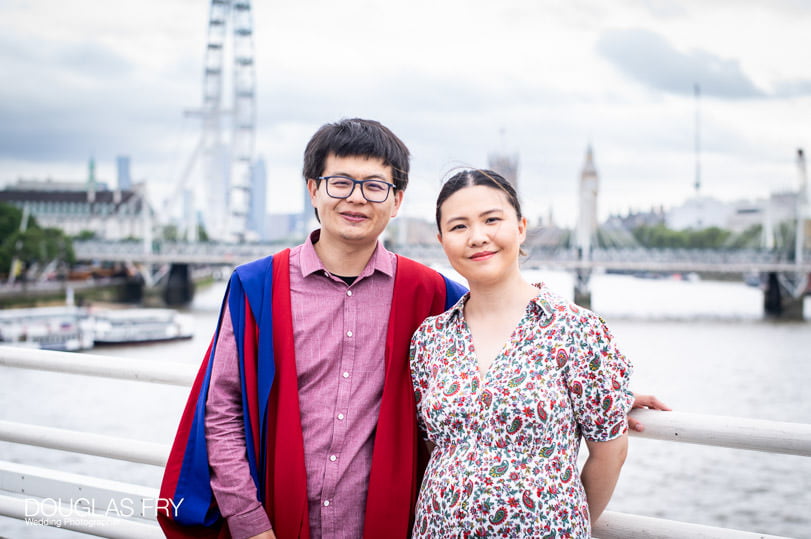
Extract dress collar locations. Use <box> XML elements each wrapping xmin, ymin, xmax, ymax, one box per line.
<box><xmin>446</xmin><ymin>283</ymin><xmax>554</xmax><ymax>321</ymax></box>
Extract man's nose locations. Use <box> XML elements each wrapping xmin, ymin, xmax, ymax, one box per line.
<box><xmin>346</xmin><ymin>182</ymin><xmax>367</xmax><ymax>203</ymax></box>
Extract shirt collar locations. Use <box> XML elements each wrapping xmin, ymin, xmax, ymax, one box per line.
<box><xmin>299</xmin><ymin>229</ymin><xmax>395</xmax><ymax>279</ymax></box>
<box><xmin>446</xmin><ymin>292</ymin><xmax>470</xmax><ymax>321</ymax></box>
<box><xmin>528</xmin><ymin>284</ymin><xmax>555</xmax><ymax>320</ymax></box>
<box><xmin>446</xmin><ymin>283</ymin><xmax>554</xmax><ymax>322</ymax></box>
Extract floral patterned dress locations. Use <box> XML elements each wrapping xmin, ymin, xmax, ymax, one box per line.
<box><xmin>409</xmin><ymin>284</ymin><xmax>634</xmax><ymax>538</ymax></box>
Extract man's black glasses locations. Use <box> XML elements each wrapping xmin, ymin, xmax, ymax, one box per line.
<box><xmin>317</xmin><ymin>175</ymin><xmax>396</xmax><ymax>203</ymax></box>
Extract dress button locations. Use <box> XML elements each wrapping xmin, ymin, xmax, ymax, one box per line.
<box><xmin>346</xmin><ymin>290</ymin><xmax>353</xmax><ymax>297</ymax></box>
<box><xmin>337</xmin><ymin>413</ymin><xmax>345</xmax><ymax>420</ymax></box>
<box><xmin>342</xmin><ymin>372</ymin><xmax>350</xmax><ymax>378</ymax></box>
<box><xmin>346</xmin><ymin>330</ymin><xmax>353</xmax><ymax>337</ymax></box>
<box><xmin>323</xmin><ymin>500</ymin><xmax>330</xmax><ymax>507</ymax></box>
<box><xmin>329</xmin><ymin>455</ymin><xmax>337</xmax><ymax>462</ymax></box>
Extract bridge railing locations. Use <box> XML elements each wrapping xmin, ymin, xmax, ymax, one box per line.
<box><xmin>71</xmin><ymin>240</ymin><xmax>811</xmax><ymax>276</ymax></box>
<box><xmin>1</xmin><ymin>346</ymin><xmax>806</xmax><ymax>538</ymax></box>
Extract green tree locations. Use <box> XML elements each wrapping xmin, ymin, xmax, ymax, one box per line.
<box><xmin>0</xmin><ymin>202</ymin><xmax>74</xmax><ymax>275</ymax></box>
<box><xmin>632</xmin><ymin>224</ymin><xmax>732</xmax><ymax>249</ymax></box>
<box><xmin>75</xmin><ymin>229</ymin><xmax>97</xmax><ymax>240</ymax></box>
<box><xmin>0</xmin><ymin>202</ymin><xmax>27</xmax><ymax>275</ymax></box>
<box><xmin>162</xmin><ymin>224</ymin><xmax>179</xmax><ymax>241</ymax></box>
<box><xmin>725</xmin><ymin>224</ymin><xmax>763</xmax><ymax>249</ymax></box>
<box><xmin>197</xmin><ymin>224</ymin><xmax>209</xmax><ymax>242</ymax></box>
<box><xmin>0</xmin><ymin>201</ymin><xmax>25</xmax><ymax>239</ymax></box>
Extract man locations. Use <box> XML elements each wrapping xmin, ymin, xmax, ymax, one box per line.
<box><xmin>159</xmin><ymin>118</ymin><xmax>667</xmax><ymax>539</ymax></box>
<box><xmin>159</xmin><ymin>118</ymin><xmax>466</xmax><ymax>539</ymax></box>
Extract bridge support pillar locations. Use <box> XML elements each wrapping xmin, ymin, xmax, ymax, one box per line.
<box><xmin>763</xmin><ymin>272</ymin><xmax>805</xmax><ymax>320</ymax></box>
<box><xmin>574</xmin><ymin>269</ymin><xmax>592</xmax><ymax>310</ymax></box>
<box><xmin>162</xmin><ymin>264</ymin><xmax>195</xmax><ymax>306</ymax></box>
<box><xmin>117</xmin><ymin>275</ymin><xmax>145</xmax><ymax>304</ymax></box>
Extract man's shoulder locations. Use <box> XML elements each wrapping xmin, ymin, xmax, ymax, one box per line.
<box><xmin>236</xmin><ymin>253</ymin><xmax>275</xmax><ymax>271</ymax></box>
<box><xmin>235</xmin><ymin>247</ymin><xmax>296</xmax><ymax>276</ymax></box>
<box><xmin>395</xmin><ymin>254</ymin><xmax>461</xmax><ymax>285</ymax></box>
<box><xmin>231</xmin><ymin>249</ymin><xmax>293</xmax><ymax>292</ymax></box>
<box><xmin>394</xmin><ymin>255</ymin><xmax>451</xmax><ymax>292</ymax></box>
<box><xmin>394</xmin><ymin>255</ymin><xmax>467</xmax><ymax>309</ymax></box>
<box><xmin>394</xmin><ymin>254</ymin><xmax>436</xmax><ymax>276</ymax></box>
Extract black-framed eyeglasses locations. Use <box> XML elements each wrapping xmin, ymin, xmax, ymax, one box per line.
<box><xmin>317</xmin><ymin>175</ymin><xmax>397</xmax><ymax>203</ymax></box>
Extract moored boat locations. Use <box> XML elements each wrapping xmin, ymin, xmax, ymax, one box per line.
<box><xmin>91</xmin><ymin>307</ymin><xmax>194</xmax><ymax>344</ymax></box>
<box><xmin>0</xmin><ymin>306</ymin><xmax>95</xmax><ymax>351</ymax></box>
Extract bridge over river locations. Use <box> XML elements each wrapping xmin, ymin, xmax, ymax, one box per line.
<box><xmin>70</xmin><ymin>240</ymin><xmax>811</xmax><ymax>319</ymax></box>
<box><xmin>73</xmin><ymin>240</ymin><xmax>811</xmax><ymax>273</ymax></box>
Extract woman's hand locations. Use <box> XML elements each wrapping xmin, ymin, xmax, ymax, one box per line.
<box><xmin>628</xmin><ymin>393</ymin><xmax>671</xmax><ymax>432</ymax></box>
<box><xmin>248</xmin><ymin>531</ymin><xmax>276</xmax><ymax>539</ymax></box>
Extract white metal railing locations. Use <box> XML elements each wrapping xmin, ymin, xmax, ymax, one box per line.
<box><xmin>0</xmin><ymin>495</ymin><xmax>163</xmax><ymax>539</ymax></box>
<box><xmin>0</xmin><ymin>460</ymin><xmax>162</xmax><ymax>538</ymax></box>
<box><xmin>625</xmin><ymin>408</ymin><xmax>811</xmax><ymax>457</ymax></box>
<box><xmin>0</xmin><ymin>420</ymin><xmax>167</xmax><ymax>466</ymax></box>
<box><xmin>0</xmin><ymin>347</ymin><xmax>194</xmax><ymax>386</ymax></box>
<box><xmin>0</xmin><ymin>346</ymin><xmax>804</xmax><ymax>539</ymax></box>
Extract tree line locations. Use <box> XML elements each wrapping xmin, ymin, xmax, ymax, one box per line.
<box><xmin>0</xmin><ymin>202</ymin><xmax>75</xmax><ymax>278</ymax></box>
<box><xmin>628</xmin><ymin>222</ymin><xmax>808</xmax><ymax>251</ymax></box>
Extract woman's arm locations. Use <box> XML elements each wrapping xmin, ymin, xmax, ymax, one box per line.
<box><xmin>581</xmin><ymin>434</ymin><xmax>628</xmax><ymax>524</ymax></box>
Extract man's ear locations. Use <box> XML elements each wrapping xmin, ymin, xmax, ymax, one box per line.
<box><xmin>307</xmin><ymin>178</ymin><xmax>318</xmax><ymax>200</ymax></box>
<box><xmin>390</xmin><ymin>189</ymin><xmax>404</xmax><ymax>218</ymax></box>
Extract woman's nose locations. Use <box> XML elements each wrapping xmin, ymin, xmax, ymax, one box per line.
<box><xmin>467</xmin><ymin>224</ymin><xmax>489</xmax><ymax>245</ymax></box>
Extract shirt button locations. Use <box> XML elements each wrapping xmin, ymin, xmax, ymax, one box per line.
<box><xmin>329</xmin><ymin>455</ymin><xmax>337</xmax><ymax>462</ymax></box>
<box><xmin>337</xmin><ymin>413</ymin><xmax>345</xmax><ymax>420</ymax></box>
<box><xmin>346</xmin><ymin>330</ymin><xmax>353</xmax><ymax>337</ymax></box>
<box><xmin>342</xmin><ymin>372</ymin><xmax>349</xmax><ymax>378</ymax></box>
<box><xmin>323</xmin><ymin>500</ymin><xmax>330</xmax><ymax>507</ymax></box>
<box><xmin>346</xmin><ymin>290</ymin><xmax>353</xmax><ymax>297</ymax></box>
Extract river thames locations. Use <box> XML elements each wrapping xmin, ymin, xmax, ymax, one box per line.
<box><xmin>1</xmin><ymin>269</ymin><xmax>810</xmax><ymax>538</ymax></box>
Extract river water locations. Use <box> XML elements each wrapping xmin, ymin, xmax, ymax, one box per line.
<box><xmin>1</xmin><ymin>269</ymin><xmax>810</xmax><ymax>538</ymax></box>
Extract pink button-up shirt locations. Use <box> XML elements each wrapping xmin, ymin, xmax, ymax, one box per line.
<box><xmin>205</xmin><ymin>232</ymin><xmax>397</xmax><ymax>539</ymax></box>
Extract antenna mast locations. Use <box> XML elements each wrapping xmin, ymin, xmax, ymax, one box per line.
<box><xmin>694</xmin><ymin>83</ymin><xmax>701</xmax><ymax>196</ymax></box>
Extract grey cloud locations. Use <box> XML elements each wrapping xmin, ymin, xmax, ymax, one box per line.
<box><xmin>596</xmin><ymin>28</ymin><xmax>765</xmax><ymax>98</ymax></box>
<box><xmin>258</xmin><ymin>69</ymin><xmax>560</xmax><ymax>128</ymax></box>
<box><xmin>0</xmin><ymin>34</ymin><xmax>199</xmax><ymax>164</ymax></box>
<box><xmin>56</xmin><ymin>41</ymin><xmax>134</xmax><ymax>79</ymax></box>
<box><xmin>774</xmin><ymin>79</ymin><xmax>811</xmax><ymax>97</ymax></box>
<box><xmin>0</xmin><ymin>33</ymin><xmax>134</xmax><ymax>81</ymax></box>
<box><xmin>638</xmin><ymin>0</ymin><xmax>689</xmax><ymax>19</ymax></box>
<box><xmin>0</xmin><ymin>104</ymin><xmax>149</xmax><ymax>162</ymax></box>
<box><xmin>0</xmin><ymin>81</ymin><xmax>192</xmax><ymax>163</ymax></box>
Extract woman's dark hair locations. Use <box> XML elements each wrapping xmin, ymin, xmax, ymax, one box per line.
<box><xmin>302</xmin><ymin>118</ymin><xmax>410</xmax><ymax>191</ymax></box>
<box><xmin>435</xmin><ymin>169</ymin><xmax>522</xmax><ymax>233</ymax></box>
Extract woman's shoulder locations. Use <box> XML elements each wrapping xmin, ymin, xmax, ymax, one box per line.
<box><xmin>420</xmin><ymin>291</ymin><xmax>468</xmax><ymax>330</ymax></box>
<box><xmin>414</xmin><ymin>308</ymin><xmax>455</xmax><ymax>336</ymax></box>
<box><xmin>534</xmin><ymin>284</ymin><xmax>609</xmax><ymax>331</ymax></box>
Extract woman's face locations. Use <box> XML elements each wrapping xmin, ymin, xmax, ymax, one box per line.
<box><xmin>437</xmin><ymin>184</ymin><xmax>526</xmax><ymax>285</ymax></box>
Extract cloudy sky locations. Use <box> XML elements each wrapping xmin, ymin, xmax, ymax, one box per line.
<box><xmin>1</xmin><ymin>0</ymin><xmax>809</xmax><ymax>227</ymax></box>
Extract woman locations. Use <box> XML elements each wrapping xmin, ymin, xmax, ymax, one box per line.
<box><xmin>410</xmin><ymin>169</ymin><xmax>634</xmax><ymax>538</ymax></box>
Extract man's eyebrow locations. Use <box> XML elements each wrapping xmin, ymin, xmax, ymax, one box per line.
<box><xmin>332</xmin><ymin>172</ymin><xmax>389</xmax><ymax>181</ymax></box>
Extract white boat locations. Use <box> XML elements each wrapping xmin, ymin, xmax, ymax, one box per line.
<box><xmin>91</xmin><ymin>308</ymin><xmax>194</xmax><ymax>344</ymax></box>
<box><xmin>0</xmin><ymin>306</ymin><xmax>95</xmax><ymax>351</ymax></box>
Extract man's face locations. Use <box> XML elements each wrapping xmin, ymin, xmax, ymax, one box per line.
<box><xmin>308</xmin><ymin>153</ymin><xmax>403</xmax><ymax>248</ymax></box>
